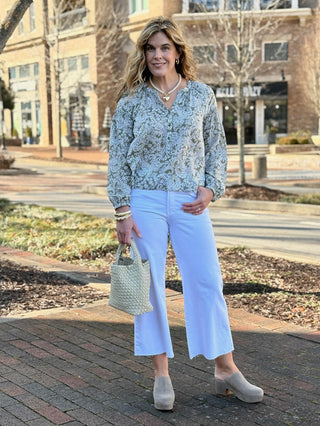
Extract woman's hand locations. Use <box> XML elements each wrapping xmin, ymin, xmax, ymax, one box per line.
<box><xmin>115</xmin><ymin>206</ymin><xmax>141</xmax><ymax>245</ymax></box>
<box><xmin>181</xmin><ymin>186</ymin><xmax>214</xmax><ymax>215</ymax></box>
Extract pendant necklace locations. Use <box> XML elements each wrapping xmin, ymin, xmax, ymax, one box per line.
<box><xmin>149</xmin><ymin>74</ymin><xmax>182</xmax><ymax>102</ymax></box>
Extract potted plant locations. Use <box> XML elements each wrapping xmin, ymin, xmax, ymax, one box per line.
<box><xmin>25</xmin><ymin>126</ymin><xmax>33</xmax><ymax>144</ymax></box>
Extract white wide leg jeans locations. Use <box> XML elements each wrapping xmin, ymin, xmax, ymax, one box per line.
<box><xmin>131</xmin><ymin>189</ymin><xmax>234</xmax><ymax>360</ymax></box>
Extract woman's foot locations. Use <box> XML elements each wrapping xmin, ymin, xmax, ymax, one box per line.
<box><xmin>153</xmin><ymin>376</ymin><xmax>175</xmax><ymax>410</ymax></box>
<box><xmin>215</xmin><ymin>371</ymin><xmax>264</xmax><ymax>403</ymax></box>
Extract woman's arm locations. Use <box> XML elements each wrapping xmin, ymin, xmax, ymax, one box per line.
<box><xmin>203</xmin><ymin>90</ymin><xmax>228</xmax><ymax>202</ymax></box>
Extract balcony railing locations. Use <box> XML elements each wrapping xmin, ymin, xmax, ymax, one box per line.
<box><xmin>54</xmin><ymin>7</ymin><xmax>87</xmax><ymax>31</ymax></box>
<box><xmin>188</xmin><ymin>0</ymin><xmax>315</xmax><ymax>12</ymax></box>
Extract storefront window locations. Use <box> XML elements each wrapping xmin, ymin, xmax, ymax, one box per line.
<box><xmin>223</xmin><ymin>102</ymin><xmax>255</xmax><ymax>145</ymax></box>
<box><xmin>264</xmin><ymin>100</ymin><xmax>287</xmax><ymax>134</ymax></box>
<box><xmin>35</xmin><ymin>101</ymin><xmax>41</xmax><ymax>137</ymax></box>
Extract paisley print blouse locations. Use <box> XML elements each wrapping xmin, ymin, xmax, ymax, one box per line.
<box><xmin>107</xmin><ymin>80</ymin><xmax>227</xmax><ymax>209</ymax></box>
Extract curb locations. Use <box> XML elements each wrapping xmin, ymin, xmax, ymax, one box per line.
<box><xmin>82</xmin><ymin>184</ymin><xmax>320</xmax><ymax>216</ymax></box>
<box><xmin>15</xmin><ymin>156</ymin><xmax>108</xmax><ymax>171</ymax></box>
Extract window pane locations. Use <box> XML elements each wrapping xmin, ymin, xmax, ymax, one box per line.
<box><xmin>193</xmin><ymin>45</ymin><xmax>216</xmax><ymax>64</ymax></box>
<box><xmin>142</xmin><ymin>0</ymin><xmax>148</xmax><ymax>9</ymax></box>
<box><xmin>19</xmin><ymin>65</ymin><xmax>30</xmax><ymax>78</ymax></box>
<box><xmin>29</xmin><ymin>2</ymin><xmax>35</xmax><ymax>31</ymax></box>
<box><xmin>18</xmin><ymin>19</ymin><xmax>24</xmax><ymax>34</ymax></box>
<box><xmin>264</xmin><ymin>42</ymin><xmax>288</xmax><ymax>61</ymax></box>
<box><xmin>261</xmin><ymin>0</ymin><xmax>291</xmax><ymax>9</ymax></box>
<box><xmin>9</xmin><ymin>67</ymin><xmax>16</xmax><ymax>80</ymax></box>
<box><xmin>228</xmin><ymin>0</ymin><xmax>253</xmax><ymax>10</ymax></box>
<box><xmin>81</xmin><ymin>55</ymin><xmax>89</xmax><ymax>69</ymax></box>
<box><xmin>131</xmin><ymin>0</ymin><xmax>138</xmax><ymax>13</ymax></box>
<box><xmin>68</xmin><ymin>57</ymin><xmax>77</xmax><ymax>71</ymax></box>
<box><xmin>189</xmin><ymin>0</ymin><xmax>219</xmax><ymax>11</ymax></box>
<box><xmin>58</xmin><ymin>59</ymin><xmax>65</xmax><ymax>72</ymax></box>
<box><xmin>227</xmin><ymin>45</ymin><xmax>237</xmax><ymax>63</ymax></box>
<box><xmin>34</xmin><ymin>63</ymin><xmax>39</xmax><ymax>76</ymax></box>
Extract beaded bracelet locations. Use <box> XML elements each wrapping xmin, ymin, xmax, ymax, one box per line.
<box><xmin>114</xmin><ymin>210</ymin><xmax>131</xmax><ymax>221</ymax></box>
<box><xmin>115</xmin><ymin>215</ymin><xmax>131</xmax><ymax>221</ymax></box>
<box><xmin>115</xmin><ymin>210</ymin><xmax>131</xmax><ymax>217</ymax></box>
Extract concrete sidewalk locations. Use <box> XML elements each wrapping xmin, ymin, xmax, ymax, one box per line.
<box><xmin>0</xmin><ymin>247</ymin><xmax>320</xmax><ymax>425</ymax></box>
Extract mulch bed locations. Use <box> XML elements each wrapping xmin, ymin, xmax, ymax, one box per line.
<box><xmin>1</xmin><ymin>250</ymin><xmax>319</xmax><ymax>330</ymax></box>
<box><xmin>166</xmin><ymin>248</ymin><xmax>320</xmax><ymax>331</ymax></box>
<box><xmin>224</xmin><ymin>183</ymin><xmax>290</xmax><ymax>201</ymax></box>
<box><xmin>0</xmin><ymin>260</ymin><xmax>107</xmax><ymax>317</ymax></box>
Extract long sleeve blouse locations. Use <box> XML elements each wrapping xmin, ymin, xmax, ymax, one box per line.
<box><xmin>107</xmin><ymin>80</ymin><xmax>227</xmax><ymax>209</ymax></box>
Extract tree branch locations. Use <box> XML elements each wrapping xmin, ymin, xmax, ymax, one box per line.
<box><xmin>0</xmin><ymin>0</ymin><xmax>34</xmax><ymax>54</ymax></box>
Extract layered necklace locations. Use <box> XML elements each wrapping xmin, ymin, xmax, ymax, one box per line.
<box><xmin>149</xmin><ymin>74</ymin><xmax>182</xmax><ymax>102</ymax></box>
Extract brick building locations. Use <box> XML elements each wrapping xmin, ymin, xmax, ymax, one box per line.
<box><xmin>124</xmin><ymin>0</ymin><xmax>320</xmax><ymax>145</ymax></box>
<box><xmin>1</xmin><ymin>0</ymin><xmax>319</xmax><ymax>146</ymax></box>
<box><xmin>0</xmin><ymin>0</ymin><xmax>128</xmax><ymax>147</ymax></box>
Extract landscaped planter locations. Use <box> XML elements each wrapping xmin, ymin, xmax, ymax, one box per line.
<box><xmin>270</xmin><ymin>144</ymin><xmax>320</xmax><ymax>154</ymax></box>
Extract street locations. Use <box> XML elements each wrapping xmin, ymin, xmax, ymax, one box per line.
<box><xmin>1</xmin><ymin>160</ymin><xmax>320</xmax><ymax>264</ymax></box>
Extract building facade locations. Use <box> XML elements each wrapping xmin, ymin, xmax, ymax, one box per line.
<box><xmin>124</xmin><ymin>0</ymin><xmax>320</xmax><ymax>145</ymax></box>
<box><xmin>1</xmin><ymin>0</ymin><xmax>318</xmax><ymax>146</ymax></box>
<box><xmin>1</xmin><ymin>0</ymin><xmax>128</xmax><ymax>146</ymax></box>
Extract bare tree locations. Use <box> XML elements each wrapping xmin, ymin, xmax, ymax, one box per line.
<box><xmin>301</xmin><ymin>11</ymin><xmax>320</xmax><ymax>135</ymax></box>
<box><xmin>44</xmin><ymin>0</ymin><xmax>88</xmax><ymax>157</ymax></box>
<box><xmin>186</xmin><ymin>0</ymin><xmax>286</xmax><ymax>184</ymax></box>
<box><xmin>0</xmin><ymin>0</ymin><xmax>33</xmax><ymax>54</ymax></box>
<box><xmin>43</xmin><ymin>0</ymin><xmax>127</xmax><ymax>157</ymax></box>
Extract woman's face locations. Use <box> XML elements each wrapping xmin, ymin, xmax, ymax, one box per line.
<box><xmin>145</xmin><ymin>31</ymin><xmax>180</xmax><ymax>79</ymax></box>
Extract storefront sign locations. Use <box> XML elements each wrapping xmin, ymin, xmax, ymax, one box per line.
<box><xmin>214</xmin><ymin>82</ymin><xmax>287</xmax><ymax>99</ymax></box>
<box><xmin>216</xmin><ymin>85</ymin><xmax>262</xmax><ymax>98</ymax></box>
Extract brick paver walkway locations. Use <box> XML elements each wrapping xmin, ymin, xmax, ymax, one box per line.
<box><xmin>0</xmin><ymin>248</ymin><xmax>319</xmax><ymax>425</ymax></box>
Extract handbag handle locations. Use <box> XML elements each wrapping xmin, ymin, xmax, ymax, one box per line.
<box><xmin>116</xmin><ymin>239</ymin><xmax>141</xmax><ymax>264</ymax></box>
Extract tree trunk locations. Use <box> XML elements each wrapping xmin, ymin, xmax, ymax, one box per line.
<box><xmin>0</xmin><ymin>0</ymin><xmax>33</xmax><ymax>54</ymax></box>
<box><xmin>237</xmin><ymin>95</ymin><xmax>246</xmax><ymax>185</ymax></box>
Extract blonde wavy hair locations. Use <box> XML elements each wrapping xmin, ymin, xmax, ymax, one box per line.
<box><xmin>116</xmin><ymin>16</ymin><xmax>197</xmax><ymax>101</ymax></box>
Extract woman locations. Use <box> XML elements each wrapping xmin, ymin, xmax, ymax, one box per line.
<box><xmin>107</xmin><ymin>16</ymin><xmax>263</xmax><ymax>411</ymax></box>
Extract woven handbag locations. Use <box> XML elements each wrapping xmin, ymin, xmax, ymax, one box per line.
<box><xmin>109</xmin><ymin>239</ymin><xmax>153</xmax><ymax>315</ymax></box>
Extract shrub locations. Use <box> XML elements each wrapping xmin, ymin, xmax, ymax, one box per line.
<box><xmin>276</xmin><ymin>137</ymin><xmax>310</xmax><ymax>145</ymax></box>
<box><xmin>0</xmin><ymin>154</ymin><xmax>15</xmax><ymax>169</ymax></box>
<box><xmin>280</xmin><ymin>193</ymin><xmax>320</xmax><ymax>205</ymax></box>
<box><xmin>25</xmin><ymin>126</ymin><xmax>33</xmax><ymax>138</ymax></box>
